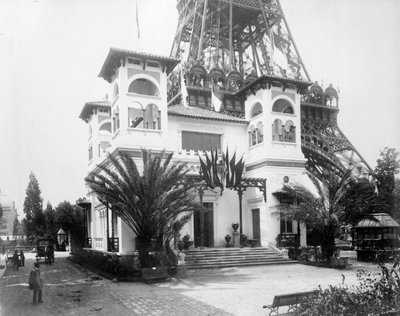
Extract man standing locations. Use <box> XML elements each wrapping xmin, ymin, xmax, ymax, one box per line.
<box><xmin>29</xmin><ymin>262</ymin><xmax>43</xmax><ymax>305</ymax></box>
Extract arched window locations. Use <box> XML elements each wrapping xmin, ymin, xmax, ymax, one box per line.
<box><xmin>272</xmin><ymin>119</ymin><xmax>296</xmax><ymax>143</ymax></box>
<box><xmin>128</xmin><ymin>102</ymin><xmax>144</xmax><ymax>128</ymax></box>
<box><xmin>129</xmin><ymin>103</ymin><xmax>161</xmax><ymax>130</ymax></box>
<box><xmin>251</xmin><ymin>102</ymin><xmax>263</xmax><ymax>118</ymax></box>
<box><xmin>99</xmin><ymin>122</ymin><xmax>111</xmax><ymax>133</ymax></box>
<box><xmin>143</xmin><ymin>104</ymin><xmax>161</xmax><ymax>130</ymax></box>
<box><xmin>272</xmin><ymin>99</ymin><xmax>294</xmax><ymax>114</ymax></box>
<box><xmin>248</xmin><ymin>122</ymin><xmax>263</xmax><ymax>147</ymax></box>
<box><xmin>128</xmin><ymin>78</ymin><xmax>160</xmax><ymax>96</ymax></box>
<box><xmin>283</xmin><ymin>120</ymin><xmax>296</xmax><ymax>143</ymax></box>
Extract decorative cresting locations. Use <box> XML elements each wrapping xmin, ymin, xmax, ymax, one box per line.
<box><xmin>300</xmin><ymin>83</ymin><xmax>373</xmax><ymax>181</ymax></box>
<box><xmin>199</xmin><ymin>148</ymin><xmax>266</xmax><ymax>236</ymax></box>
<box><xmin>168</xmin><ymin>0</ymin><xmax>310</xmax><ymax>111</ymax></box>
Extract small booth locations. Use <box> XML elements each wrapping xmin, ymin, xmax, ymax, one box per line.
<box><xmin>355</xmin><ymin>213</ymin><xmax>400</xmax><ymax>261</ymax></box>
<box><xmin>56</xmin><ymin>228</ymin><xmax>68</xmax><ymax>251</ymax></box>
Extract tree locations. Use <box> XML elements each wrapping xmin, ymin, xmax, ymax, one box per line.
<box><xmin>338</xmin><ymin>179</ymin><xmax>386</xmax><ymax>245</ymax></box>
<box><xmin>23</xmin><ymin>172</ymin><xmax>45</xmax><ymax>238</ymax></box>
<box><xmin>393</xmin><ymin>178</ymin><xmax>400</xmax><ymax>222</ymax></box>
<box><xmin>12</xmin><ymin>216</ymin><xmax>22</xmax><ymax>236</ymax></box>
<box><xmin>374</xmin><ymin>147</ymin><xmax>400</xmax><ymax>216</ymax></box>
<box><xmin>0</xmin><ymin>204</ymin><xmax>3</xmax><ymax>219</ymax></box>
<box><xmin>274</xmin><ymin>171</ymin><xmax>353</xmax><ymax>260</ymax></box>
<box><xmin>44</xmin><ymin>201</ymin><xmax>57</xmax><ymax>238</ymax></box>
<box><xmin>339</xmin><ymin>178</ymin><xmax>386</xmax><ymax>227</ymax></box>
<box><xmin>54</xmin><ymin>201</ymin><xmax>85</xmax><ymax>251</ymax></box>
<box><xmin>85</xmin><ymin>149</ymin><xmax>203</xmax><ymax>267</ymax></box>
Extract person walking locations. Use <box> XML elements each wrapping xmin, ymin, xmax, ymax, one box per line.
<box><xmin>29</xmin><ymin>262</ymin><xmax>43</xmax><ymax>305</ymax></box>
<box><xmin>12</xmin><ymin>250</ymin><xmax>19</xmax><ymax>271</ymax></box>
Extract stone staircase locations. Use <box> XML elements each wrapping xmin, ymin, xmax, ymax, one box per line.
<box><xmin>183</xmin><ymin>247</ymin><xmax>296</xmax><ymax>269</ymax></box>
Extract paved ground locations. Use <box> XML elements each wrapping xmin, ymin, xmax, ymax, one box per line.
<box><xmin>0</xmin><ymin>252</ymin><xmax>379</xmax><ymax>316</ymax></box>
<box><xmin>0</xmin><ymin>252</ymin><xmax>228</xmax><ymax>316</ymax></box>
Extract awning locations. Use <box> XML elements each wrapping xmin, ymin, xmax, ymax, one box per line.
<box><xmin>356</xmin><ymin>213</ymin><xmax>400</xmax><ymax>228</ymax></box>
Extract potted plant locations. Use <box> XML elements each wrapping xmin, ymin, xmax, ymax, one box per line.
<box><xmin>182</xmin><ymin>234</ymin><xmax>193</xmax><ymax>250</ymax></box>
<box><xmin>232</xmin><ymin>223</ymin><xmax>239</xmax><ymax>232</ymax></box>
<box><xmin>240</xmin><ymin>234</ymin><xmax>248</xmax><ymax>246</ymax></box>
<box><xmin>177</xmin><ymin>240</ymin><xmax>185</xmax><ymax>252</ymax></box>
<box><xmin>225</xmin><ymin>235</ymin><xmax>232</xmax><ymax>247</ymax></box>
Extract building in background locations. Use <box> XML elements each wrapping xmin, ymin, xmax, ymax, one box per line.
<box><xmin>0</xmin><ymin>190</ymin><xmax>17</xmax><ymax>237</ymax></box>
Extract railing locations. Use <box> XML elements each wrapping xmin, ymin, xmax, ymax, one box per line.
<box><xmin>107</xmin><ymin>237</ymin><xmax>119</xmax><ymax>252</ymax></box>
<box><xmin>277</xmin><ymin>233</ymin><xmax>300</xmax><ymax>248</ymax></box>
<box><xmin>93</xmin><ymin>237</ymin><xmax>104</xmax><ymax>250</ymax></box>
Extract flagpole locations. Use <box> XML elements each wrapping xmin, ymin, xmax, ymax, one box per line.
<box><xmin>135</xmin><ymin>0</ymin><xmax>141</xmax><ymax>51</ymax></box>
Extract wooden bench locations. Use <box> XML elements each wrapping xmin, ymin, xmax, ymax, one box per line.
<box><xmin>263</xmin><ymin>290</ymin><xmax>320</xmax><ymax>315</ymax></box>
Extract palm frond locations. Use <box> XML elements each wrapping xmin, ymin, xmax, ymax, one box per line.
<box><xmin>85</xmin><ymin>149</ymin><xmax>203</xmax><ymax>243</ymax></box>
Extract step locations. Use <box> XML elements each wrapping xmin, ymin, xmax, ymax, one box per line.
<box><xmin>185</xmin><ymin>258</ymin><xmax>296</xmax><ymax>265</ymax></box>
<box><xmin>185</xmin><ymin>260</ymin><xmax>298</xmax><ymax>269</ymax></box>
<box><xmin>183</xmin><ymin>247</ymin><xmax>297</xmax><ymax>269</ymax></box>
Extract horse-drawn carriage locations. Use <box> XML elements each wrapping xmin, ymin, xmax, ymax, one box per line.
<box><xmin>5</xmin><ymin>249</ymin><xmax>25</xmax><ymax>268</ymax></box>
<box><xmin>36</xmin><ymin>238</ymin><xmax>55</xmax><ymax>264</ymax></box>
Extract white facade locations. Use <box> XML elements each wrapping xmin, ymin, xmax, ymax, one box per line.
<box><xmin>0</xmin><ymin>191</ymin><xmax>17</xmax><ymax>237</ymax></box>
<box><xmin>80</xmin><ymin>49</ymin><xmax>310</xmax><ymax>254</ymax></box>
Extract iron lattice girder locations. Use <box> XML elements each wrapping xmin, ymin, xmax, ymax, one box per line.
<box><xmin>301</xmin><ymin>120</ymin><xmax>354</xmax><ymax>153</ymax></box>
<box><xmin>301</xmin><ymin>119</ymin><xmax>372</xmax><ymax>179</ymax></box>
<box><xmin>171</xmin><ymin>0</ymin><xmax>309</xmax><ymax>81</ymax></box>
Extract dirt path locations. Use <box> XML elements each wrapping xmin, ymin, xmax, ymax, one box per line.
<box><xmin>0</xmin><ymin>256</ymin><xmax>130</xmax><ymax>316</ymax></box>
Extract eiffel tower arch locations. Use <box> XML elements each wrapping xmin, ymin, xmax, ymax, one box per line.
<box><xmin>167</xmin><ymin>0</ymin><xmax>372</xmax><ymax>181</ymax></box>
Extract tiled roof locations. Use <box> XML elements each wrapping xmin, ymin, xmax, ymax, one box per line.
<box><xmin>99</xmin><ymin>48</ymin><xmax>180</xmax><ymax>82</ymax></box>
<box><xmin>356</xmin><ymin>213</ymin><xmax>400</xmax><ymax>228</ymax></box>
<box><xmin>109</xmin><ymin>48</ymin><xmax>180</xmax><ymax>64</ymax></box>
<box><xmin>79</xmin><ymin>101</ymin><xmax>111</xmax><ymax>121</ymax></box>
<box><xmin>168</xmin><ymin>105</ymin><xmax>248</xmax><ymax>124</ymax></box>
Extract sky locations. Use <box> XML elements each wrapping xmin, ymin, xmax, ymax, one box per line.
<box><xmin>0</xmin><ymin>0</ymin><xmax>399</xmax><ymax>215</ymax></box>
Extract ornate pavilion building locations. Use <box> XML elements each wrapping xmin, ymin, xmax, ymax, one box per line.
<box><xmin>79</xmin><ymin>0</ymin><xmax>372</xmax><ymax>256</ymax></box>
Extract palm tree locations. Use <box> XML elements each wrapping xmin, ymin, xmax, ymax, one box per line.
<box><xmin>85</xmin><ymin>149</ymin><xmax>203</xmax><ymax>267</ymax></box>
<box><xmin>274</xmin><ymin>171</ymin><xmax>353</xmax><ymax>260</ymax></box>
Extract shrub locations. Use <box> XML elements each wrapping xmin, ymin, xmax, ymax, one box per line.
<box><xmin>286</xmin><ymin>247</ymin><xmax>301</xmax><ymax>260</ymax></box>
<box><xmin>71</xmin><ymin>250</ymin><xmax>143</xmax><ymax>280</ymax></box>
<box><xmin>296</xmin><ymin>263</ymin><xmax>400</xmax><ymax>315</ymax></box>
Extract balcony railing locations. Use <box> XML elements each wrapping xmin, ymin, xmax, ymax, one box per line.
<box><xmin>277</xmin><ymin>233</ymin><xmax>300</xmax><ymax>248</ymax></box>
<box><xmin>93</xmin><ymin>237</ymin><xmax>104</xmax><ymax>250</ymax></box>
<box><xmin>107</xmin><ymin>237</ymin><xmax>119</xmax><ymax>252</ymax></box>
